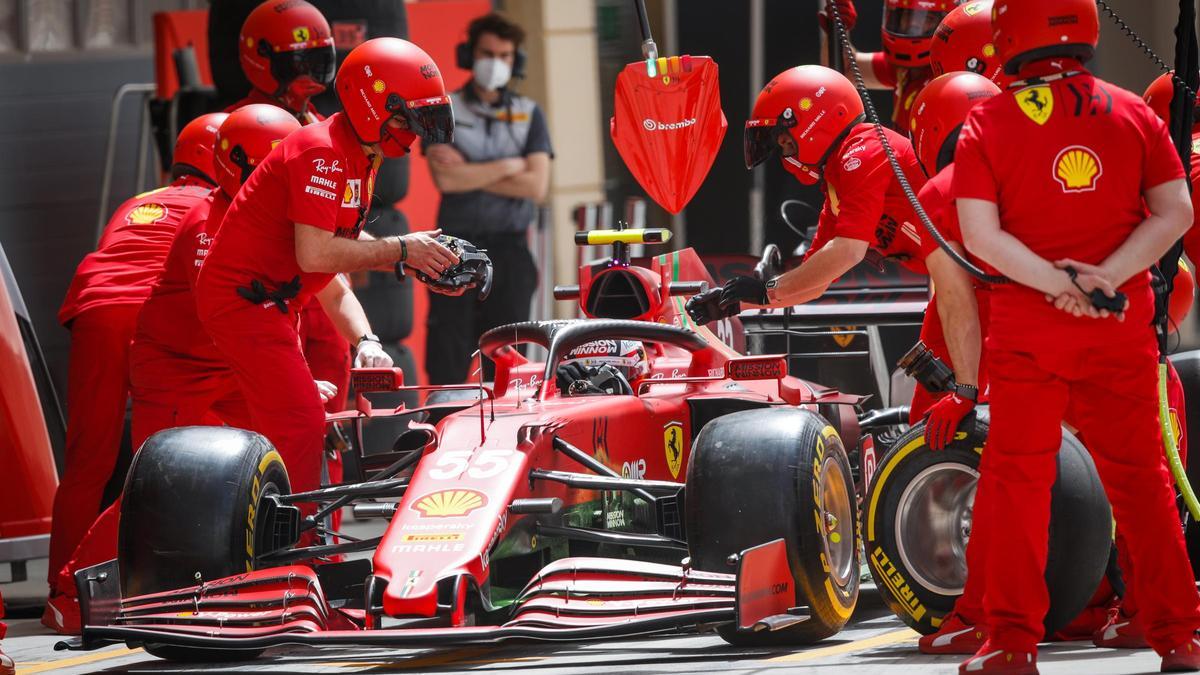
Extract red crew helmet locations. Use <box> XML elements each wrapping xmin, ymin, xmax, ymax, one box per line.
<box><xmin>993</xmin><ymin>0</ymin><xmax>1098</xmax><ymax>76</ymax></box>
<box><xmin>1169</xmin><ymin>259</ymin><xmax>1195</xmax><ymax>333</ymax></box>
<box><xmin>212</xmin><ymin>104</ymin><xmax>301</xmax><ymax>199</ymax></box>
<box><xmin>882</xmin><ymin>0</ymin><xmax>959</xmax><ymax>67</ymax></box>
<box><xmin>171</xmin><ymin>112</ymin><xmax>228</xmax><ymax>185</ymax></box>
<box><xmin>745</xmin><ymin>65</ymin><xmax>865</xmax><ymax>185</ymax></box>
<box><xmin>910</xmin><ymin>72</ymin><xmax>999</xmax><ymax>175</ymax></box>
<box><xmin>931</xmin><ymin>0</ymin><xmax>1007</xmax><ymax>86</ymax></box>
<box><xmin>1143</xmin><ymin>72</ymin><xmax>1200</xmax><ymax>128</ymax></box>
<box><xmin>335</xmin><ymin>37</ymin><xmax>454</xmax><ymax>158</ymax></box>
<box><xmin>239</xmin><ymin>0</ymin><xmax>335</xmax><ymax>112</ymax></box>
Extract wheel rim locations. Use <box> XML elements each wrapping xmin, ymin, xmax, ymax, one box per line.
<box><xmin>819</xmin><ymin>455</ymin><xmax>855</xmax><ymax>588</ymax></box>
<box><xmin>894</xmin><ymin>462</ymin><xmax>978</xmax><ymax>596</ymax></box>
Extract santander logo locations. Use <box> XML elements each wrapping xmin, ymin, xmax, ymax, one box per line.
<box><xmin>642</xmin><ymin>117</ymin><xmax>697</xmax><ymax>131</ymax></box>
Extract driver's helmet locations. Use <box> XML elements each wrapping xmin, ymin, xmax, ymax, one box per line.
<box><xmin>562</xmin><ymin>340</ymin><xmax>649</xmax><ymax>383</ymax></box>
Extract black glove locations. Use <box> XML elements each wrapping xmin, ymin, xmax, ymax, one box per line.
<box><xmin>556</xmin><ymin>362</ymin><xmax>592</xmax><ymax>393</ymax></box>
<box><xmin>719</xmin><ymin>275</ymin><xmax>769</xmax><ymax>308</ymax></box>
<box><xmin>686</xmin><ymin>287</ymin><xmax>738</xmax><ymax>326</ymax></box>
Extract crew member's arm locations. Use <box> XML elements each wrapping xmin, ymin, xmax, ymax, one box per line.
<box><xmin>483</xmin><ymin>152</ymin><xmax>551</xmax><ymax>201</ymax></box>
<box><xmin>316</xmin><ymin>275</ymin><xmax>392</xmax><ymax>368</ymax></box>
<box><xmin>484</xmin><ymin>107</ymin><xmax>554</xmax><ymax>201</ymax></box>
<box><xmin>926</xmin><ymin>245</ymin><xmax>980</xmax><ymax>387</ymax></box>
<box><xmin>817</xmin><ymin>0</ymin><xmax>884</xmax><ymax>88</ymax></box>
<box><xmin>751</xmin><ymin>236</ymin><xmax>868</xmax><ymax>308</ymax></box>
<box><xmin>295</xmin><ymin>226</ymin><xmax>457</xmax><ymax>278</ymax></box>
<box><xmin>427</xmin><ymin>144</ymin><xmax>525</xmax><ymax>193</ymax></box>
<box><xmin>958</xmin><ymin>198</ymin><xmax>1107</xmax><ymax>317</ymax></box>
<box><xmin>1058</xmin><ymin>179</ymin><xmax>1192</xmax><ymax>287</ymax></box>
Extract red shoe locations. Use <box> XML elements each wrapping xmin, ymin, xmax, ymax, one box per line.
<box><xmin>1092</xmin><ymin>606</ymin><xmax>1148</xmax><ymax>649</ymax></box>
<box><xmin>0</xmin><ymin>646</ymin><xmax>13</xmax><ymax>675</ymax></box>
<box><xmin>41</xmin><ymin>593</ymin><xmax>80</xmax><ymax>635</ymax></box>
<box><xmin>1162</xmin><ymin>635</ymin><xmax>1200</xmax><ymax>672</ymax></box>
<box><xmin>921</xmin><ymin>612</ymin><xmax>988</xmax><ymax>655</ymax></box>
<box><xmin>959</xmin><ymin>641</ymin><xmax>1038</xmax><ymax>674</ymax></box>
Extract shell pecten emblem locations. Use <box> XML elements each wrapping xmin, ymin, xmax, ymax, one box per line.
<box><xmin>1053</xmin><ymin>145</ymin><xmax>1102</xmax><ymax>193</ymax></box>
<box><xmin>126</xmin><ymin>203</ymin><xmax>167</xmax><ymax>225</ymax></box>
<box><xmin>411</xmin><ymin>489</ymin><xmax>488</xmax><ymax>518</ymax></box>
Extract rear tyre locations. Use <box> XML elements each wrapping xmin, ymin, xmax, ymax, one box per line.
<box><xmin>863</xmin><ymin>413</ymin><xmax>1112</xmax><ymax>636</ymax></box>
<box><xmin>119</xmin><ymin>426</ymin><xmax>288</xmax><ymax>661</ymax></box>
<box><xmin>686</xmin><ymin>408</ymin><xmax>859</xmax><ymax>645</ymax></box>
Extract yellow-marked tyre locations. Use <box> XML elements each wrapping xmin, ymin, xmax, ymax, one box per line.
<box><xmin>686</xmin><ymin>408</ymin><xmax>859</xmax><ymax>645</ymax></box>
<box><xmin>863</xmin><ymin>413</ymin><xmax>1110</xmax><ymax>636</ymax></box>
<box><xmin>119</xmin><ymin>426</ymin><xmax>289</xmax><ymax>662</ymax></box>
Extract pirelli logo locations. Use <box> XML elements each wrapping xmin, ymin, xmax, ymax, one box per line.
<box><xmin>401</xmin><ymin>533</ymin><xmax>463</xmax><ymax>542</ymax></box>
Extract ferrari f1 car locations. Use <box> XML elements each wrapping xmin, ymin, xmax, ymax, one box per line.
<box><xmin>65</xmin><ymin>229</ymin><xmax>866</xmax><ymax>660</ymax></box>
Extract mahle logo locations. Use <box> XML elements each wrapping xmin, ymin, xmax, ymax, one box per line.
<box><xmin>642</xmin><ymin>117</ymin><xmax>697</xmax><ymax>132</ymax></box>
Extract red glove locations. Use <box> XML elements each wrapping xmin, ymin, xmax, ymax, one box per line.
<box><xmin>924</xmin><ymin>393</ymin><xmax>975</xmax><ymax>450</ymax></box>
<box><xmin>819</xmin><ymin>0</ymin><xmax>857</xmax><ymax>34</ymax></box>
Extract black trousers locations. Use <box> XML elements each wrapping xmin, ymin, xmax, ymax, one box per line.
<box><xmin>425</xmin><ymin>237</ymin><xmax>537</xmax><ymax>384</ymax></box>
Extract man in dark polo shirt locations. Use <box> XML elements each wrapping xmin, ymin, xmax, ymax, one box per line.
<box><xmin>425</xmin><ymin>12</ymin><xmax>553</xmax><ymax>384</ymax></box>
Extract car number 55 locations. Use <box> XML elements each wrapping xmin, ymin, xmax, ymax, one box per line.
<box><xmin>428</xmin><ymin>449</ymin><xmax>513</xmax><ymax>480</ymax></box>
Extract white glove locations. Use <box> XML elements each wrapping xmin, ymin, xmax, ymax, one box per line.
<box><xmin>354</xmin><ymin>339</ymin><xmax>393</xmax><ymax>368</ymax></box>
<box><xmin>315</xmin><ymin>380</ymin><xmax>339</xmax><ymax>403</ymax></box>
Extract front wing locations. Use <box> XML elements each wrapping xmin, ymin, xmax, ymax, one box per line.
<box><xmin>63</xmin><ymin>540</ymin><xmax>804</xmax><ymax>653</ymax></box>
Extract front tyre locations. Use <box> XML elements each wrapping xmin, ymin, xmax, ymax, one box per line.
<box><xmin>686</xmin><ymin>408</ymin><xmax>859</xmax><ymax>645</ymax></box>
<box><xmin>118</xmin><ymin>426</ymin><xmax>289</xmax><ymax>662</ymax></box>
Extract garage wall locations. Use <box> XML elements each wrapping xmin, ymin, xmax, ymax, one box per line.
<box><xmin>0</xmin><ymin>1</ymin><xmax>198</xmax><ymax>398</ymax></box>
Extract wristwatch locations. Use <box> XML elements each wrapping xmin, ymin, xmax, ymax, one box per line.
<box><xmin>954</xmin><ymin>383</ymin><xmax>979</xmax><ymax>402</ymax></box>
<box><xmin>356</xmin><ymin>334</ymin><xmax>381</xmax><ymax>348</ymax></box>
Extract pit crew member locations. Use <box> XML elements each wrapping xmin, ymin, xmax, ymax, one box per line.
<box><xmin>195</xmin><ymin>38</ymin><xmax>459</xmax><ymax>532</ymax></box>
<box><xmin>231</xmin><ymin>0</ymin><xmax>352</xmax><ymax>415</ymax></box>
<box><xmin>688</xmin><ymin>65</ymin><xmax>928</xmax><ymax>329</ymax></box>
<box><xmin>44</xmin><ymin>113</ymin><xmax>224</xmax><ymax>633</ymax></box>
<box><xmin>819</xmin><ymin>0</ymin><xmax>956</xmax><ymax>130</ymax></box>
<box><xmin>38</xmin><ymin>107</ymin><xmax>308</xmax><ymax>614</ymax></box>
<box><xmin>954</xmin><ymin>0</ymin><xmax>1200</xmax><ymax>671</ymax></box>
<box><xmin>929</xmin><ymin>0</ymin><xmax>1007</xmax><ymax>85</ymax></box>
<box><xmin>1145</xmin><ymin>72</ymin><xmax>1200</xmax><ymax>278</ymax></box>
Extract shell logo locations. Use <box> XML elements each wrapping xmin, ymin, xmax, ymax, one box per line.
<box><xmin>127</xmin><ymin>203</ymin><xmax>167</xmax><ymax>225</ymax></box>
<box><xmin>372</xmin><ymin>79</ymin><xmax>386</xmax><ymax>94</ymax></box>
<box><xmin>411</xmin><ymin>489</ymin><xmax>487</xmax><ymax>518</ymax></box>
<box><xmin>982</xmin><ymin>43</ymin><xmax>995</xmax><ymax>57</ymax></box>
<box><xmin>1053</xmin><ymin>145</ymin><xmax>1102</xmax><ymax>192</ymax></box>
<box><xmin>799</xmin><ymin>97</ymin><xmax>813</xmax><ymax>112</ymax></box>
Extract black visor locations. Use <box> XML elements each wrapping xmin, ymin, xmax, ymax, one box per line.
<box><xmin>883</xmin><ymin>8</ymin><xmax>947</xmax><ymax>38</ymax></box>
<box><xmin>743</xmin><ymin>111</ymin><xmax>796</xmax><ymax>169</ymax></box>
<box><xmin>269</xmin><ymin>44</ymin><xmax>336</xmax><ymax>90</ymax></box>
<box><xmin>387</xmin><ymin>93</ymin><xmax>455</xmax><ymax>145</ymax></box>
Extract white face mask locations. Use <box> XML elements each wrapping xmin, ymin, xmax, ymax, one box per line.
<box><xmin>473</xmin><ymin>57</ymin><xmax>512</xmax><ymax>92</ymax></box>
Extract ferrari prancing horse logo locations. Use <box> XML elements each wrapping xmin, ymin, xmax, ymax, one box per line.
<box><xmin>664</xmin><ymin>421</ymin><xmax>684</xmax><ymax>479</ymax></box>
<box><xmin>1017</xmin><ymin>84</ymin><xmax>1053</xmax><ymax>125</ymax></box>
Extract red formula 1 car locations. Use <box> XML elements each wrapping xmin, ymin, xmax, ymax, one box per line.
<box><xmin>65</xmin><ymin>230</ymin><xmax>866</xmax><ymax>661</ymax></box>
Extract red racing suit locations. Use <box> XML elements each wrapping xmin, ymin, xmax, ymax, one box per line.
<box><xmin>804</xmin><ymin>123</ymin><xmax>929</xmax><ymax>272</ymax></box>
<box><xmin>908</xmin><ymin>164</ymin><xmax>991</xmax><ymax>422</ymax></box>
<box><xmin>50</xmin><ymin>194</ymin><xmax>254</xmax><ymax>599</ymax></box>
<box><xmin>871</xmin><ymin>53</ymin><xmax>934</xmax><ymax>132</ymax></box>
<box><xmin>953</xmin><ymin>65</ymin><xmax>1200</xmax><ymax>654</ymax></box>
<box><xmin>227</xmin><ymin>92</ymin><xmax>351</xmax><ymax>414</ymax></box>
<box><xmin>48</xmin><ymin>177</ymin><xmax>212</xmax><ymax>586</ymax></box>
<box><xmin>196</xmin><ymin>113</ymin><xmax>377</xmax><ymax>526</ymax></box>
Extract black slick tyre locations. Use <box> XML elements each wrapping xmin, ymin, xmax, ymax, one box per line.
<box><xmin>686</xmin><ymin>408</ymin><xmax>859</xmax><ymax>645</ymax></box>
<box><xmin>863</xmin><ymin>413</ymin><xmax>1111</xmax><ymax>636</ymax></box>
<box><xmin>118</xmin><ymin>426</ymin><xmax>290</xmax><ymax>662</ymax></box>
